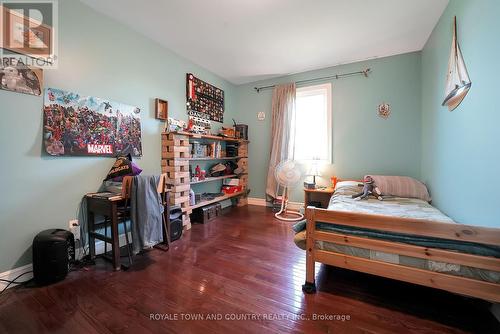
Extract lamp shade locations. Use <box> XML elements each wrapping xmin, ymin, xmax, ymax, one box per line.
<box><xmin>307</xmin><ymin>162</ymin><xmax>321</xmax><ymax>177</ymax></box>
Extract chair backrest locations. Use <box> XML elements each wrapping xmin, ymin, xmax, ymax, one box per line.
<box><xmin>121</xmin><ymin>176</ymin><xmax>133</xmax><ymax>200</ymax></box>
<box><xmin>122</xmin><ymin>174</ymin><xmax>169</xmax><ymax>199</ymax></box>
<box><xmin>157</xmin><ymin>173</ymin><xmax>171</xmax><ymax>203</ymax></box>
<box><xmin>157</xmin><ymin>173</ymin><xmax>168</xmax><ymax>194</ymax></box>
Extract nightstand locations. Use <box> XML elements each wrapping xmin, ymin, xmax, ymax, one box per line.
<box><xmin>304</xmin><ymin>187</ymin><xmax>335</xmax><ymax>209</ymax></box>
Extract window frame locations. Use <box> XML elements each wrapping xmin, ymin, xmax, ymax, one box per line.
<box><xmin>293</xmin><ymin>82</ymin><xmax>333</xmax><ymax>163</ymax></box>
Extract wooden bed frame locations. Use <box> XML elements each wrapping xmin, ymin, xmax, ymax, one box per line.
<box><xmin>303</xmin><ymin>206</ymin><xmax>500</xmax><ymax>302</ymax></box>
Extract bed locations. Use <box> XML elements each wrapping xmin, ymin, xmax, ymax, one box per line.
<box><xmin>296</xmin><ymin>181</ymin><xmax>500</xmax><ymax>302</ymax></box>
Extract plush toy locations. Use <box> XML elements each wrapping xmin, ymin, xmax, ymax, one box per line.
<box><xmin>352</xmin><ymin>176</ymin><xmax>383</xmax><ymax>200</ymax></box>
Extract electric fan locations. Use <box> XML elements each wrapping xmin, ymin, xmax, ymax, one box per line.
<box><xmin>274</xmin><ymin>160</ymin><xmax>304</xmax><ymax>221</ymax></box>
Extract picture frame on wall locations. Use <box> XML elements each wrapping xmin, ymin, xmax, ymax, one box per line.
<box><xmin>0</xmin><ymin>57</ymin><xmax>43</xmax><ymax>96</ymax></box>
<box><xmin>155</xmin><ymin>98</ymin><xmax>168</xmax><ymax>121</ymax></box>
<box><xmin>43</xmin><ymin>87</ymin><xmax>142</xmax><ymax>157</ymax></box>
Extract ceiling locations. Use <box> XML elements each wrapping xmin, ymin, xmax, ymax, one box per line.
<box><xmin>80</xmin><ymin>0</ymin><xmax>449</xmax><ymax>85</ymax></box>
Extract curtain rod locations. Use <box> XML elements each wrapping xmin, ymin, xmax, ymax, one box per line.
<box><xmin>253</xmin><ymin>68</ymin><xmax>371</xmax><ymax>92</ymax></box>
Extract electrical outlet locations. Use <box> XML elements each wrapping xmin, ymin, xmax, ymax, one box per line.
<box><xmin>69</xmin><ymin>219</ymin><xmax>80</xmax><ymax>241</ymax></box>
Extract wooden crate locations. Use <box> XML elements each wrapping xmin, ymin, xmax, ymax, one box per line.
<box><xmin>238</xmin><ymin>143</ymin><xmax>248</xmax><ymax>157</ymax></box>
<box><xmin>182</xmin><ymin>213</ymin><xmax>191</xmax><ymax>230</ymax></box>
<box><xmin>164</xmin><ymin>171</ymin><xmax>189</xmax><ymax>178</ymax></box>
<box><xmin>164</xmin><ymin>132</ymin><xmax>189</xmax><ymax>141</ymax></box>
<box><xmin>162</xmin><ymin>139</ymin><xmax>190</xmax><ymax>147</ymax></box>
<box><xmin>171</xmin><ymin>184</ymin><xmax>190</xmax><ymax>192</ymax></box>
<box><xmin>239</xmin><ymin>175</ymin><xmax>248</xmax><ymax>186</ymax></box>
<box><xmin>170</xmin><ymin>195</ymin><xmax>189</xmax><ymax>205</ymax></box>
<box><xmin>162</xmin><ymin>151</ymin><xmax>190</xmax><ymax>159</ymax></box>
<box><xmin>166</xmin><ymin>176</ymin><xmax>190</xmax><ymax>186</ymax></box>
<box><xmin>163</xmin><ymin>159</ymin><xmax>189</xmax><ymax>167</ymax></box>
<box><xmin>237</xmin><ymin>158</ymin><xmax>248</xmax><ymax>173</ymax></box>
<box><xmin>163</xmin><ymin>146</ymin><xmax>190</xmax><ymax>153</ymax></box>
<box><xmin>170</xmin><ymin>191</ymin><xmax>189</xmax><ymax>199</ymax></box>
<box><xmin>161</xmin><ymin>164</ymin><xmax>189</xmax><ymax>173</ymax></box>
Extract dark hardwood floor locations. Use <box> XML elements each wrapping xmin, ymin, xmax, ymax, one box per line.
<box><xmin>0</xmin><ymin>205</ymin><xmax>498</xmax><ymax>333</ymax></box>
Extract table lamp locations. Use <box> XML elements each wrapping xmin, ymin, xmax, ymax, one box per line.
<box><xmin>307</xmin><ymin>159</ymin><xmax>321</xmax><ymax>188</ymax></box>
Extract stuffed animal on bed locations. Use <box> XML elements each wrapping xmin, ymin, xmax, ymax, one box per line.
<box><xmin>352</xmin><ymin>176</ymin><xmax>383</xmax><ymax>200</ymax></box>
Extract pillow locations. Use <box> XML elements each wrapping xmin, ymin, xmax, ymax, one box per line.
<box><xmin>367</xmin><ymin>175</ymin><xmax>431</xmax><ymax>202</ymax></box>
<box><xmin>335</xmin><ymin>180</ymin><xmax>362</xmax><ymax>190</ymax></box>
<box><xmin>334</xmin><ymin>181</ymin><xmax>362</xmax><ymax>197</ymax></box>
<box><xmin>104</xmin><ymin>154</ymin><xmax>134</xmax><ymax>181</ymax></box>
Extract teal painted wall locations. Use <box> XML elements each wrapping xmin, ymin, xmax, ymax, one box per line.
<box><xmin>3</xmin><ymin>0</ymin><xmax>498</xmax><ymax>274</ymax></box>
<box><xmin>421</xmin><ymin>0</ymin><xmax>500</xmax><ymax>227</ymax></box>
<box><xmin>0</xmin><ymin>0</ymin><xmax>236</xmax><ymax>272</ymax></box>
<box><xmin>234</xmin><ymin>52</ymin><xmax>422</xmax><ymax>202</ymax></box>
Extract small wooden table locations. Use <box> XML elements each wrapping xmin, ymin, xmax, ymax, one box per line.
<box><xmin>86</xmin><ymin>194</ymin><xmax>125</xmax><ymax>271</ymax></box>
<box><xmin>304</xmin><ymin>187</ymin><xmax>335</xmax><ymax>210</ymax></box>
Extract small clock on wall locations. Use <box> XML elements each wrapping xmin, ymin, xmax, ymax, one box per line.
<box><xmin>377</xmin><ymin>102</ymin><xmax>391</xmax><ymax>119</ymax></box>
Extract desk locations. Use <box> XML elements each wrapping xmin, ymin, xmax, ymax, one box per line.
<box><xmin>304</xmin><ymin>187</ymin><xmax>334</xmax><ymax>210</ymax></box>
<box><xmin>86</xmin><ymin>192</ymin><xmax>171</xmax><ymax>271</ymax></box>
<box><xmin>86</xmin><ymin>195</ymin><xmax>124</xmax><ymax>271</ymax></box>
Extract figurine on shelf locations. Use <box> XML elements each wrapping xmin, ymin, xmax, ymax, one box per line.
<box><xmin>167</xmin><ymin>118</ymin><xmax>186</xmax><ymax>132</ymax></box>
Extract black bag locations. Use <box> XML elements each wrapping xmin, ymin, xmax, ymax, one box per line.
<box><xmin>104</xmin><ymin>154</ymin><xmax>133</xmax><ymax>181</ymax></box>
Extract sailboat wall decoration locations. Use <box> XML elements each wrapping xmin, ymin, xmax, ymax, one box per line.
<box><xmin>442</xmin><ymin>16</ymin><xmax>472</xmax><ymax>111</ymax></box>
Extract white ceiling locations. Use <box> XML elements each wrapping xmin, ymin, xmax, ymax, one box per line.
<box><xmin>80</xmin><ymin>0</ymin><xmax>449</xmax><ymax>85</ymax></box>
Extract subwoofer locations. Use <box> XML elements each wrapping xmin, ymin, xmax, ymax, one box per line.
<box><xmin>169</xmin><ymin>206</ymin><xmax>183</xmax><ymax>242</ymax></box>
<box><xmin>32</xmin><ymin>229</ymin><xmax>75</xmax><ymax>285</ymax></box>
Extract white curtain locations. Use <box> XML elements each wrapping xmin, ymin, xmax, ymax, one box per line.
<box><xmin>265</xmin><ymin>83</ymin><xmax>296</xmax><ymax>199</ymax></box>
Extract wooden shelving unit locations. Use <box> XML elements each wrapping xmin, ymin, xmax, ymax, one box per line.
<box><xmin>187</xmin><ymin>191</ymin><xmax>246</xmax><ymax>211</ymax></box>
<box><xmin>190</xmin><ymin>156</ymin><xmax>247</xmax><ymax>161</ymax></box>
<box><xmin>190</xmin><ymin>174</ymin><xmax>238</xmax><ymax>185</ymax></box>
<box><xmin>161</xmin><ymin>131</ymin><xmax>249</xmax><ymax>229</ymax></box>
<box><xmin>172</xmin><ymin>131</ymin><xmax>249</xmax><ymax>143</ymax></box>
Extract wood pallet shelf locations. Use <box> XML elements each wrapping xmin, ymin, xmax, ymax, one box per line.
<box><xmin>161</xmin><ymin>131</ymin><xmax>250</xmax><ymax>226</ymax></box>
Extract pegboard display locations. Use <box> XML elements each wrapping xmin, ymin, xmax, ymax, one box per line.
<box><xmin>186</xmin><ymin>73</ymin><xmax>224</xmax><ymax>122</ymax></box>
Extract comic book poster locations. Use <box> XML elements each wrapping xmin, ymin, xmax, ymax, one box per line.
<box><xmin>43</xmin><ymin>88</ymin><xmax>142</xmax><ymax>157</ymax></box>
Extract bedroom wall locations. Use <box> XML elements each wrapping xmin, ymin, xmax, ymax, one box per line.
<box><xmin>0</xmin><ymin>0</ymin><xmax>236</xmax><ymax>272</ymax></box>
<box><xmin>420</xmin><ymin>0</ymin><xmax>500</xmax><ymax>227</ymax></box>
<box><xmin>234</xmin><ymin>52</ymin><xmax>422</xmax><ymax>202</ymax></box>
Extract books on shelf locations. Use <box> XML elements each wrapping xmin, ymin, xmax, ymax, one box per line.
<box><xmin>191</xmin><ymin>141</ymin><xmax>223</xmax><ymax>158</ymax></box>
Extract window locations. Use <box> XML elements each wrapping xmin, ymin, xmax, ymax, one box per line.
<box><xmin>290</xmin><ymin>83</ymin><xmax>332</xmax><ymax>162</ymax></box>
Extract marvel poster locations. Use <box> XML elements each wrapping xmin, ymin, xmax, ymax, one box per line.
<box><xmin>43</xmin><ymin>88</ymin><xmax>142</xmax><ymax>157</ymax></box>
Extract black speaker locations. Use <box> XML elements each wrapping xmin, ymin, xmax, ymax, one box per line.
<box><xmin>169</xmin><ymin>206</ymin><xmax>183</xmax><ymax>241</ymax></box>
<box><xmin>32</xmin><ymin>229</ymin><xmax>75</xmax><ymax>285</ymax></box>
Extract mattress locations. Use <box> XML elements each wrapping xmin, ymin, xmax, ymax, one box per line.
<box><xmin>328</xmin><ymin>181</ymin><xmax>454</xmax><ymax>223</ymax></box>
<box><xmin>294</xmin><ymin>182</ymin><xmax>500</xmax><ymax>283</ymax></box>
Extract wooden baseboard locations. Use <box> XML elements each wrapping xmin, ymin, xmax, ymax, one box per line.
<box><xmin>248</xmin><ymin>197</ymin><xmax>304</xmax><ymax>211</ymax></box>
<box><xmin>248</xmin><ymin>197</ymin><xmax>267</xmax><ymax>206</ymax></box>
